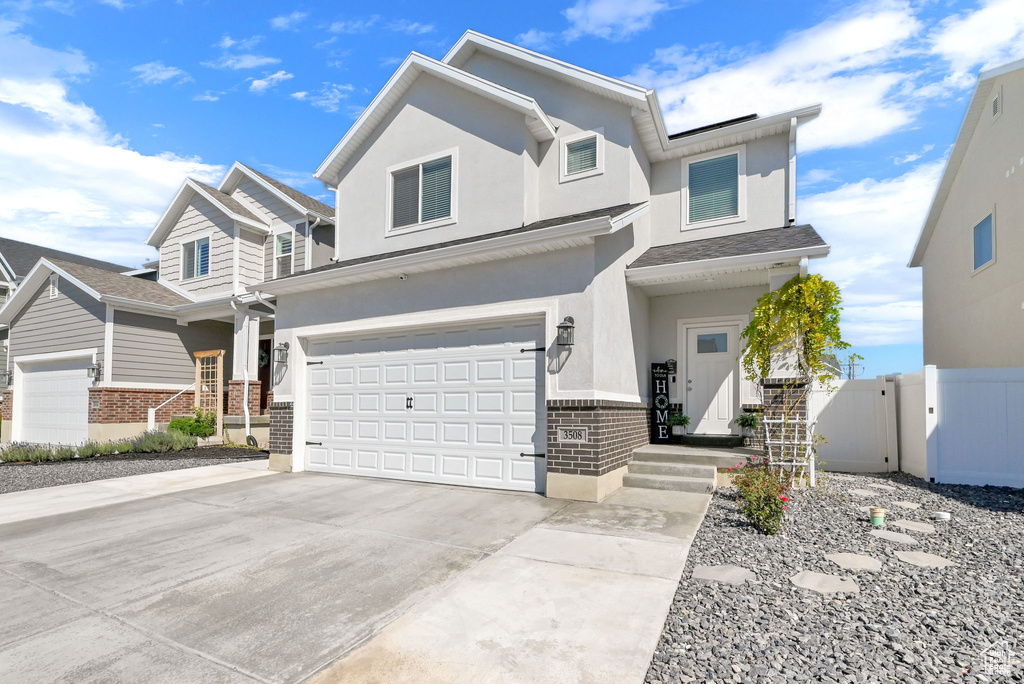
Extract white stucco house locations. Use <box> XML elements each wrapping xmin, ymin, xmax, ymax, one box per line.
<box><xmin>253</xmin><ymin>31</ymin><xmax>830</xmax><ymax>501</ymax></box>
<box><xmin>910</xmin><ymin>57</ymin><xmax>1024</xmax><ymax>368</ymax></box>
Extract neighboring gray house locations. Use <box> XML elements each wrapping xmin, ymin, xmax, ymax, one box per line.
<box><xmin>0</xmin><ymin>164</ymin><xmax>334</xmax><ymax>445</ymax></box>
<box><xmin>910</xmin><ymin>57</ymin><xmax>1024</xmax><ymax>368</ymax></box>
<box><xmin>253</xmin><ymin>31</ymin><xmax>830</xmax><ymax>502</ymax></box>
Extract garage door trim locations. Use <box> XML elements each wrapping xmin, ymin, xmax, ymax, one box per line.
<box><xmin>13</xmin><ymin>348</ymin><xmax>97</xmax><ymax>444</ymax></box>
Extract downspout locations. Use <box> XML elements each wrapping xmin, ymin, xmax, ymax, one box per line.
<box><xmin>229</xmin><ymin>301</ymin><xmax>253</xmax><ymax>444</ymax></box>
<box><xmin>788</xmin><ymin>117</ymin><xmax>798</xmax><ymax>225</ymax></box>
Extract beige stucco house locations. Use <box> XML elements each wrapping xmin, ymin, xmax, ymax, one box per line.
<box><xmin>254</xmin><ymin>31</ymin><xmax>829</xmax><ymax>501</ymax></box>
<box><xmin>911</xmin><ymin>57</ymin><xmax>1024</xmax><ymax>368</ymax></box>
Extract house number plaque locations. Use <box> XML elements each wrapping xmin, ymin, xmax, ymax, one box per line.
<box><xmin>557</xmin><ymin>427</ymin><xmax>590</xmax><ymax>443</ymax></box>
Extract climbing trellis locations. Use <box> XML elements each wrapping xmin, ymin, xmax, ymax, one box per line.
<box><xmin>194</xmin><ymin>350</ymin><xmax>224</xmax><ymax>437</ymax></box>
<box><xmin>764</xmin><ymin>416</ymin><xmax>817</xmax><ymax>487</ymax></box>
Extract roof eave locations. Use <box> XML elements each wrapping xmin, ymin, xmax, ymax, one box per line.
<box><xmin>0</xmin><ymin>258</ymin><xmax>103</xmax><ymax>326</ymax></box>
<box><xmin>657</xmin><ymin>104</ymin><xmax>821</xmax><ymax>159</ymax></box>
<box><xmin>222</xmin><ymin>162</ymin><xmax>334</xmax><ymax>221</ymax></box>
<box><xmin>626</xmin><ymin>244</ymin><xmax>830</xmax><ymax>286</ymax></box>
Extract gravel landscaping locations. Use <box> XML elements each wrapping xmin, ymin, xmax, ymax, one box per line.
<box><xmin>646</xmin><ymin>471</ymin><xmax>1024</xmax><ymax>683</ymax></box>
<box><xmin>0</xmin><ymin>447</ymin><xmax>268</xmax><ymax>494</ymax></box>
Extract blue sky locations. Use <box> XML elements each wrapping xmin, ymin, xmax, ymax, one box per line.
<box><xmin>3</xmin><ymin>0</ymin><xmax>1024</xmax><ymax>377</ymax></box>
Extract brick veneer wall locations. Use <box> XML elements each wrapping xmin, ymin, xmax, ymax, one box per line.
<box><xmin>269</xmin><ymin>401</ymin><xmax>293</xmax><ymax>454</ymax></box>
<box><xmin>758</xmin><ymin>379</ymin><xmax>810</xmax><ymax>450</ymax></box>
<box><xmin>88</xmin><ymin>387</ymin><xmax>231</xmax><ymax>424</ymax></box>
<box><xmin>547</xmin><ymin>399</ymin><xmax>650</xmax><ymax>477</ymax></box>
<box><xmin>227</xmin><ymin>380</ymin><xmax>262</xmax><ymax>417</ymax></box>
<box><xmin>1</xmin><ymin>390</ymin><xmax>11</xmax><ymax>422</ymax></box>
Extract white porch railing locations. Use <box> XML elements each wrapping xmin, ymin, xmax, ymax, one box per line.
<box><xmin>147</xmin><ymin>383</ymin><xmax>195</xmax><ymax>431</ymax></box>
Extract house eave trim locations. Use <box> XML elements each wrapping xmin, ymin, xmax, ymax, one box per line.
<box><xmin>626</xmin><ymin>244</ymin><xmax>830</xmax><ymax>285</ymax></box>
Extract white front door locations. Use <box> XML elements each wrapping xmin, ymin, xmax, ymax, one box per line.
<box><xmin>304</xmin><ymin>320</ymin><xmax>546</xmax><ymax>493</ymax></box>
<box><xmin>685</xmin><ymin>325</ymin><xmax>738</xmax><ymax>435</ymax></box>
<box><xmin>18</xmin><ymin>357</ymin><xmax>92</xmax><ymax>445</ymax></box>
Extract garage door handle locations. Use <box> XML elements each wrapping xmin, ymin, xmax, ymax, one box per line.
<box><xmin>520</xmin><ymin>347</ymin><xmax>545</xmax><ymax>353</ymax></box>
<box><xmin>519</xmin><ymin>452</ymin><xmax>546</xmax><ymax>458</ymax></box>
<box><xmin>305</xmin><ymin>441</ymin><xmax>322</xmax><ymax>446</ymax></box>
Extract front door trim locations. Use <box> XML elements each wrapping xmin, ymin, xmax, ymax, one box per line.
<box><xmin>675</xmin><ymin>315</ymin><xmax>749</xmax><ymax>430</ymax></box>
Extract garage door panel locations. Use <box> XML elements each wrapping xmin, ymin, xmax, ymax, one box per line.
<box><xmin>306</xmin><ymin>320</ymin><xmax>545</xmax><ymax>492</ymax></box>
<box><xmin>308</xmin><ymin>446</ymin><xmax>329</xmax><ymax>466</ymax></box>
<box><xmin>309</xmin><ymin>420</ymin><xmax>330</xmax><ymax>439</ymax></box>
<box><xmin>18</xmin><ymin>358</ymin><xmax>91</xmax><ymax>445</ymax></box>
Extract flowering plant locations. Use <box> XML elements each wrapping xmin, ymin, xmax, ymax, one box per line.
<box><xmin>732</xmin><ymin>463</ymin><xmax>789</xmax><ymax>535</ymax></box>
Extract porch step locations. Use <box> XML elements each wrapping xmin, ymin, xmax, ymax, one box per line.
<box><xmin>631</xmin><ymin>444</ymin><xmax>758</xmax><ymax>469</ymax></box>
<box><xmin>676</xmin><ymin>434</ymin><xmax>746</xmax><ymax>448</ymax></box>
<box><xmin>627</xmin><ymin>461</ymin><xmax>716</xmax><ymax>479</ymax></box>
<box><xmin>622</xmin><ymin>473</ymin><xmax>715</xmax><ymax>493</ymax></box>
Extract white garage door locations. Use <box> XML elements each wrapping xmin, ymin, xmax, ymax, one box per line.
<box><xmin>305</xmin><ymin>320</ymin><xmax>546</xmax><ymax>492</ymax></box>
<box><xmin>18</xmin><ymin>356</ymin><xmax>92</xmax><ymax>445</ymax></box>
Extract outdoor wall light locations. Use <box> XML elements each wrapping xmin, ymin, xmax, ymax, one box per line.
<box><xmin>556</xmin><ymin>316</ymin><xmax>575</xmax><ymax>347</ymax></box>
<box><xmin>87</xmin><ymin>362</ymin><xmax>102</xmax><ymax>379</ymax></box>
<box><xmin>0</xmin><ymin>370</ymin><xmax>11</xmax><ymax>387</ymax></box>
<box><xmin>273</xmin><ymin>341</ymin><xmax>290</xmax><ymax>365</ymax></box>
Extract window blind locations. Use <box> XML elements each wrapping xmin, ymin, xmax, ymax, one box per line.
<box><xmin>688</xmin><ymin>153</ymin><xmax>739</xmax><ymax>223</ymax></box>
<box><xmin>973</xmin><ymin>214</ymin><xmax>993</xmax><ymax>270</ymax></box>
<box><xmin>420</xmin><ymin>156</ymin><xmax>452</xmax><ymax>222</ymax></box>
<box><xmin>392</xmin><ymin>166</ymin><xmax>420</xmax><ymax>229</ymax></box>
<box><xmin>566</xmin><ymin>136</ymin><xmax>598</xmax><ymax>175</ymax></box>
<box><xmin>196</xmin><ymin>238</ymin><xmax>210</xmax><ymax>276</ymax></box>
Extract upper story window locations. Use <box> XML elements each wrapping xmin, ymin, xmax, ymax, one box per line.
<box><xmin>181</xmin><ymin>236</ymin><xmax>210</xmax><ymax>281</ymax></box>
<box><xmin>684</xmin><ymin>146</ymin><xmax>745</xmax><ymax>228</ymax></box>
<box><xmin>559</xmin><ymin>129</ymin><xmax>604</xmax><ymax>183</ymax></box>
<box><xmin>275</xmin><ymin>230</ymin><xmax>294</xmax><ymax>278</ymax></box>
<box><xmin>973</xmin><ymin>213</ymin><xmax>994</xmax><ymax>272</ymax></box>
<box><xmin>388</xmin><ymin>150</ymin><xmax>456</xmax><ymax>232</ymax></box>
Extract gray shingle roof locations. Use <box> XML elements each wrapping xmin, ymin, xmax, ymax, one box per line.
<box><xmin>239</xmin><ymin>164</ymin><xmax>334</xmax><ymax>218</ymax></box>
<box><xmin>48</xmin><ymin>258</ymin><xmax>190</xmax><ymax>307</ymax></box>
<box><xmin>0</xmin><ymin>237</ymin><xmax>131</xmax><ymax>278</ymax></box>
<box><xmin>191</xmin><ymin>181</ymin><xmax>266</xmax><ymax>226</ymax></box>
<box><xmin>287</xmin><ymin>203</ymin><xmax>645</xmax><ymax>280</ymax></box>
<box><xmin>628</xmin><ymin>224</ymin><xmax>827</xmax><ymax>269</ymax></box>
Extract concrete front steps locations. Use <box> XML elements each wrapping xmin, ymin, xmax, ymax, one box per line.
<box><xmin>622</xmin><ymin>444</ymin><xmax>759</xmax><ymax>494</ymax></box>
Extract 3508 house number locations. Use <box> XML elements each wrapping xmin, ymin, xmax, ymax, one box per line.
<box><xmin>557</xmin><ymin>427</ymin><xmax>590</xmax><ymax>443</ymax></box>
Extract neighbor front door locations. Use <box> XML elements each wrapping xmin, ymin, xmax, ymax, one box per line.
<box><xmin>685</xmin><ymin>325</ymin><xmax>738</xmax><ymax>435</ymax></box>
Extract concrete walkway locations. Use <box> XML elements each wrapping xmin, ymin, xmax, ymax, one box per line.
<box><xmin>0</xmin><ymin>459</ymin><xmax>274</xmax><ymax>525</ymax></box>
<box><xmin>0</xmin><ymin>473</ymin><xmax>708</xmax><ymax>684</ymax></box>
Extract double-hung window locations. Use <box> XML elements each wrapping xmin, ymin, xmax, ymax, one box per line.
<box><xmin>973</xmin><ymin>214</ymin><xmax>994</xmax><ymax>271</ymax></box>
<box><xmin>275</xmin><ymin>231</ymin><xmax>294</xmax><ymax>278</ymax></box>
<box><xmin>686</xmin><ymin>148</ymin><xmax>743</xmax><ymax>226</ymax></box>
<box><xmin>181</xmin><ymin>237</ymin><xmax>210</xmax><ymax>280</ymax></box>
<box><xmin>390</xmin><ymin>153</ymin><xmax>454</xmax><ymax>231</ymax></box>
<box><xmin>559</xmin><ymin>129</ymin><xmax>604</xmax><ymax>182</ymax></box>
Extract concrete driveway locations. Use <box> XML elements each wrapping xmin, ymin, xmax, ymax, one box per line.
<box><xmin>0</xmin><ymin>472</ymin><xmax>708</xmax><ymax>683</ymax></box>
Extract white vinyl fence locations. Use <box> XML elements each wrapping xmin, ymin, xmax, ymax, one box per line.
<box><xmin>808</xmin><ymin>366</ymin><xmax>1024</xmax><ymax>488</ymax></box>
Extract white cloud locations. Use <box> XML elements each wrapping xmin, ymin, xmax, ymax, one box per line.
<box><xmin>627</xmin><ymin>1</ymin><xmax>923</xmax><ymax>152</ymax></box>
<box><xmin>803</xmin><ymin>159</ymin><xmax>945</xmax><ymax>345</ymax></box>
<box><xmin>563</xmin><ymin>0</ymin><xmax>671</xmax><ymax>41</ymax></box>
<box><xmin>328</xmin><ymin>17</ymin><xmax>378</xmax><ymax>34</ymax></box>
<box><xmin>294</xmin><ymin>82</ymin><xmax>354</xmax><ymax>112</ymax></box>
<box><xmin>249</xmin><ymin>70</ymin><xmax>293</xmax><ymax>94</ymax></box>
<box><xmin>289</xmin><ymin>91</ymin><xmax>307</xmax><ymax>100</ymax></box>
<box><xmin>215</xmin><ymin>34</ymin><xmax>263</xmax><ymax>50</ymax></box>
<box><xmin>192</xmin><ymin>91</ymin><xmax>221</xmax><ymax>102</ymax></box>
<box><xmin>893</xmin><ymin>143</ymin><xmax>934</xmax><ymax>165</ymax></box>
<box><xmin>203</xmin><ymin>53</ymin><xmax>280</xmax><ymax>70</ymax></box>
<box><xmin>388</xmin><ymin>19</ymin><xmax>434</xmax><ymax>35</ymax></box>
<box><xmin>130</xmin><ymin>61</ymin><xmax>190</xmax><ymax>85</ymax></box>
<box><xmin>0</xmin><ymin>25</ymin><xmax>222</xmax><ymax>267</ymax></box>
<box><xmin>930</xmin><ymin>0</ymin><xmax>1024</xmax><ymax>87</ymax></box>
<box><xmin>800</xmin><ymin>168</ymin><xmax>839</xmax><ymax>187</ymax></box>
<box><xmin>270</xmin><ymin>10</ymin><xmax>308</xmax><ymax>31</ymax></box>
<box><xmin>515</xmin><ymin>29</ymin><xmax>556</xmax><ymax>51</ymax></box>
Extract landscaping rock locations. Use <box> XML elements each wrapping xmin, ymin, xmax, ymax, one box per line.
<box><xmin>869</xmin><ymin>529</ymin><xmax>919</xmax><ymax>545</ymax></box>
<box><xmin>691</xmin><ymin>564</ymin><xmax>755</xmax><ymax>586</ymax></box>
<box><xmin>790</xmin><ymin>570</ymin><xmax>860</xmax><ymax>594</ymax></box>
<box><xmin>848</xmin><ymin>488</ymin><xmax>881</xmax><ymax>497</ymax></box>
<box><xmin>891</xmin><ymin>520</ymin><xmax>937</xmax><ymax>535</ymax></box>
<box><xmin>892</xmin><ymin>501</ymin><xmax>921</xmax><ymax>510</ymax></box>
<box><xmin>894</xmin><ymin>551</ymin><xmax>956</xmax><ymax>569</ymax></box>
<box><xmin>825</xmin><ymin>553</ymin><xmax>882</xmax><ymax>572</ymax></box>
<box><xmin>867</xmin><ymin>483</ymin><xmax>898</xmax><ymax>491</ymax></box>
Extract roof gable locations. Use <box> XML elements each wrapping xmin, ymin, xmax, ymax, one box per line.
<box><xmin>146</xmin><ymin>178</ymin><xmax>270</xmax><ymax>247</ymax></box>
<box><xmin>218</xmin><ymin>162</ymin><xmax>334</xmax><ymax>220</ymax></box>
<box><xmin>0</xmin><ymin>237</ymin><xmax>130</xmax><ymax>278</ymax></box>
<box><xmin>313</xmin><ymin>52</ymin><xmax>556</xmax><ymax>184</ymax></box>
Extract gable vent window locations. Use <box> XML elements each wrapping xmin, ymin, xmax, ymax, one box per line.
<box><xmin>181</xmin><ymin>236</ymin><xmax>210</xmax><ymax>280</ymax></box>
<box><xmin>390</xmin><ymin>154</ymin><xmax>453</xmax><ymax>230</ymax></box>
<box><xmin>566</xmin><ymin>136</ymin><xmax>598</xmax><ymax>175</ymax></box>
<box><xmin>275</xmin><ymin>232</ymin><xmax>294</xmax><ymax>278</ymax></box>
<box><xmin>48</xmin><ymin>274</ymin><xmax>59</xmax><ymax>299</ymax></box>
<box><xmin>992</xmin><ymin>94</ymin><xmax>1000</xmax><ymax>117</ymax></box>
<box><xmin>688</xmin><ymin>152</ymin><xmax>740</xmax><ymax>224</ymax></box>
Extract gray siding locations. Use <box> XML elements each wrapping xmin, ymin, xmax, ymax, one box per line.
<box><xmin>112</xmin><ymin>311</ymin><xmax>233</xmax><ymax>384</ymax></box>
<box><xmin>310</xmin><ymin>224</ymin><xmax>335</xmax><ymax>268</ymax></box>
<box><xmin>238</xmin><ymin>229</ymin><xmax>264</xmax><ymax>289</ymax></box>
<box><xmin>263</xmin><ymin>222</ymin><xmax>308</xmax><ymax>280</ymax></box>
<box><xmin>231</xmin><ymin>179</ymin><xmax>308</xmax><ymax>280</ymax></box>
<box><xmin>158</xmin><ymin>196</ymin><xmax>235</xmax><ymax>297</ymax></box>
<box><xmin>9</xmin><ymin>279</ymin><xmax>105</xmax><ymax>364</ymax></box>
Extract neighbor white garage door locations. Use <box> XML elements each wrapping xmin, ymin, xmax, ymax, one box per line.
<box><xmin>18</xmin><ymin>356</ymin><xmax>92</xmax><ymax>445</ymax></box>
<box><xmin>305</xmin><ymin>320</ymin><xmax>546</xmax><ymax>492</ymax></box>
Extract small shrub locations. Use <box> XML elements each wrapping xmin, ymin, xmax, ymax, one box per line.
<box><xmin>78</xmin><ymin>440</ymin><xmax>119</xmax><ymax>458</ymax></box>
<box><xmin>732</xmin><ymin>464</ymin><xmax>789</xmax><ymax>535</ymax></box>
<box><xmin>667</xmin><ymin>413</ymin><xmax>691</xmax><ymax>428</ymax></box>
<box><xmin>51</xmin><ymin>446</ymin><xmax>77</xmax><ymax>462</ymax></box>
<box><xmin>735</xmin><ymin>412</ymin><xmax>759</xmax><ymax>431</ymax></box>
<box><xmin>168</xmin><ymin>408</ymin><xmax>217</xmax><ymax>438</ymax></box>
<box><xmin>130</xmin><ymin>430</ymin><xmax>197</xmax><ymax>453</ymax></box>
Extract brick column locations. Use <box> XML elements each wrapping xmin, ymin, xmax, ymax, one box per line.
<box><xmin>227</xmin><ymin>380</ymin><xmax>262</xmax><ymax>417</ymax></box>
<box><xmin>545</xmin><ymin>399</ymin><xmax>649</xmax><ymax>501</ymax></box>
<box><xmin>268</xmin><ymin>401</ymin><xmax>294</xmax><ymax>472</ymax></box>
<box><xmin>1</xmin><ymin>389</ymin><xmax>12</xmax><ymax>422</ymax></box>
<box><xmin>759</xmin><ymin>378</ymin><xmax>810</xmax><ymax>451</ymax></box>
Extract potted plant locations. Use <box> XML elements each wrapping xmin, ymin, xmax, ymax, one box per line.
<box><xmin>667</xmin><ymin>413</ymin><xmax>690</xmax><ymax>437</ymax></box>
<box><xmin>735</xmin><ymin>412</ymin><xmax>759</xmax><ymax>444</ymax></box>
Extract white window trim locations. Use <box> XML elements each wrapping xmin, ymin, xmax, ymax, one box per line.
<box><xmin>681</xmin><ymin>144</ymin><xmax>747</xmax><ymax>231</ymax></box>
<box><xmin>48</xmin><ymin>274</ymin><xmax>59</xmax><ymax>299</ymax></box>
<box><xmin>971</xmin><ymin>208</ymin><xmax>997</xmax><ymax>276</ymax></box>
<box><xmin>180</xmin><ymin>233</ymin><xmax>214</xmax><ymax>282</ymax></box>
<box><xmin>385</xmin><ymin>147</ymin><xmax>459</xmax><ymax>237</ymax></box>
<box><xmin>273</xmin><ymin>224</ymin><xmax>296</xmax><ymax>279</ymax></box>
<box><xmin>558</xmin><ymin>128</ymin><xmax>604</xmax><ymax>184</ymax></box>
